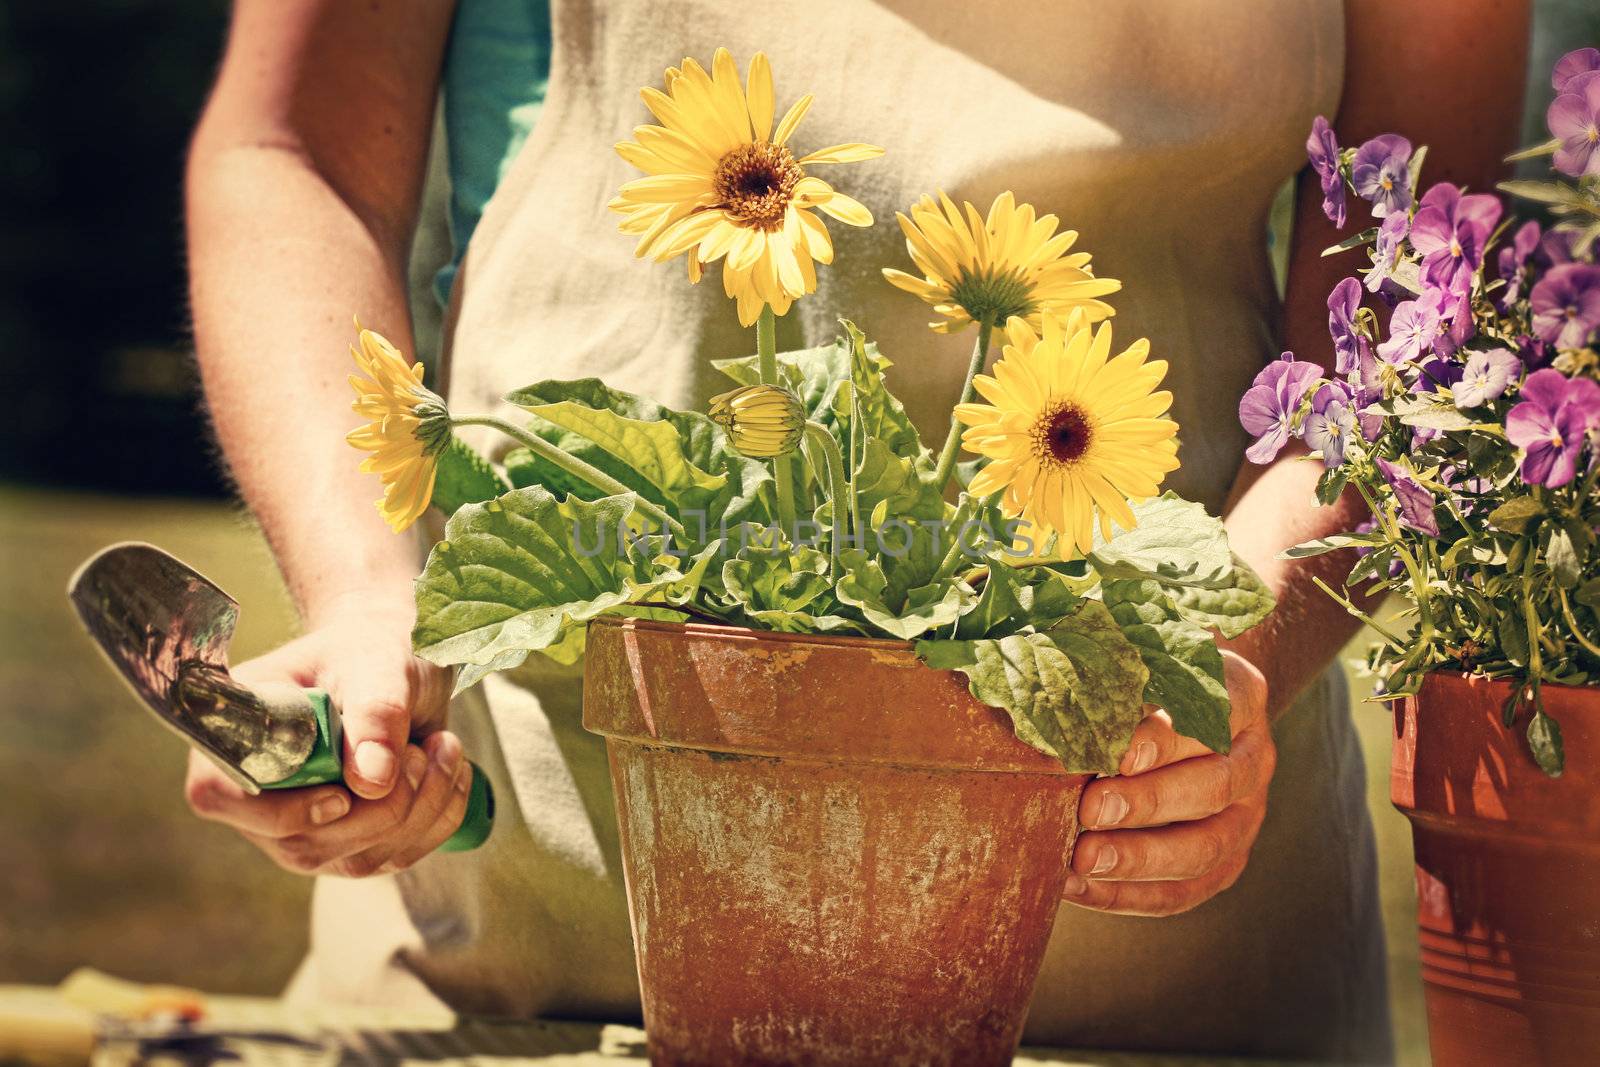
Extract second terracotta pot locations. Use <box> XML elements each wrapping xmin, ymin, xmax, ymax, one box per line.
<box><xmin>1392</xmin><ymin>670</ymin><xmax>1600</xmax><ymax>1066</ymax></box>
<box><xmin>582</xmin><ymin>617</ymin><xmax>1090</xmax><ymax>1067</ymax></box>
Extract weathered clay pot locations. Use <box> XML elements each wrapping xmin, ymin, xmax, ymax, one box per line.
<box><xmin>583</xmin><ymin>616</ymin><xmax>1090</xmax><ymax>1067</ymax></box>
<box><xmin>1392</xmin><ymin>671</ymin><xmax>1600</xmax><ymax>1066</ymax></box>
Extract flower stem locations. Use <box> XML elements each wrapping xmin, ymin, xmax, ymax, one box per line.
<box><xmin>804</xmin><ymin>421</ymin><xmax>849</xmax><ymax>566</ymax></box>
<box><xmin>1558</xmin><ymin>586</ymin><xmax>1600</xmax><ymax>662</ymax></box>
<box><xmin>756</xmin><ymin>305</ymin><xmax>798</xmax><ymax>538</ymax></box>
<box><xmin>451</xmin><ymin>413</ymin><xmax>685</xmax><ymax>538</ymax></box>
<box><xmin>932</xmin><ymin>321</ymin><xmax>994</xmax><ymax>494</ymax></box>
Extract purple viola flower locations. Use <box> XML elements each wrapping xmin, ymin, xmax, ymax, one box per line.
<box><xmin>1453</xmin><ymin>348</ymin><xmax>1521</xmax><ymax>409</ymax></box>
<box><xmin>1366</xmin><ymin>211</ymin><xmax>1410</xmax><ymax>294</ymax></box>
<box><xmin>1539</xmin><ymin>228</ymin><xmax>1577</xmax><ymax>269</ymax></box>
<box><xmin>1408</xmin><ymin>184</ymin><xmax>1502</xmax><ymax>294</ymax></box>
<box><xmin>1239</xmin><ymin>353</ymin><xmax>1322</xmax><ymax>464</ymax></box>
<box><xmin>1506</xmin><ymin>368</ymin><xmax>1600</xmax><ymax>488</ymax></box>
<box><xmin>1550</xmin><ymin>70</ymin><xmax>1600</xmax><ymax>178</ymax></box>
<box><xmin>1350</xmin><ymin>134</ymin><xmax>1413</xmax><ymax>218</ymax></box>
<box><xmin>1377</xmin><ymin>299</ymin><xmax>1442</xmax><ymax>365</ymax></box>
<box><xmin>1415</xmin><ymin>356</ymin><xmax>1464</xmax><ymax>395</ymax></box>
<box><xmin>1496</xmin><ymin>220</ymin><xmax>1542</xmax><ymax>310</ymax></box>
<box><xmin>1421</xmin><ymin>285</ymin><xmax>1475</xmax><ymax>358</ymax></box>
<box><xmin>1375</xmin><ymin>458</ymin><xmax>1440</xmax><ymax>537</ymax></box>
<box><xmin>1530</xmin><ymin>263</ymin><xmax>1600</xmax><ymax>349</ymax></box>
<box><xmin>1303</xmin><ymin>382</ymin><xmax>1358</xmax><ymax>468</ymax></box>
<box><xmin>1306</xmin><ymin>116</ymin><xmax>1346</xmax><ymax>228</ymax></box>
<box><xmin>1350</xmin><ymin>343</ymin><xmax>1384</xmax><ymax>442</ymax></box>
<box><xmin>1439</xmin><ymin>466</ymin><xmax>1493</xmax><ymax>518</ymax></box>
<box><xmin>1554</xmin><ymin>47</ymin><xmax>1600</xmax><ymax>91</ymax></box>
<box><xmin>1327</xmin><ymin>277</ymin><xmax>1366</xmax><ymax>375</ymax></box>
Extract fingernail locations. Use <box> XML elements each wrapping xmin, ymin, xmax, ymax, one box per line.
<box><xmin>354</xmin><ymin>741</ymin><xmax>396</xmax><ymax>786</ymax></box>
<box><xmin>310</xmin><ymin>792</ymin><xmax>349</xmax><ymax>826</ymax></box>
<box><xmin>403</xmin><ymin>748</ymin><xmax>428</xmax><ymax>792</ymax></box>
<box><xmin>1128</xmin><ymin>740</ymin><xmax>1157</xmax><ymax>775</ymax></box>
<box><xmin>432</xmin><ymin>733</ymin><xmax>463</xmax><ymax>777</ymax></box>
<box><xmin>1063</xmin><ymin>873</ymin><xmax>1088</xmax><ymax>897</ymax></box>
<box><xmin>1095</xmin><ymin>792</ymin><xmax>1129</xmax><ymax>827</ymax></box>
<box><xmin>1089</xmin><ymin>845</ymin><xmax>1118</xmax><ymax>876</ymax></box>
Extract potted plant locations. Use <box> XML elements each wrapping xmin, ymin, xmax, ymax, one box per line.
<box><xmin>349</xmin><ymin>50</ymin><xmax>1272</xmax><ymax>1066</ymax></box>
<box><xmin>1241</xmin><ymin>46</ymin><xmax>1600</xmax><ymax>1066</ymax></box>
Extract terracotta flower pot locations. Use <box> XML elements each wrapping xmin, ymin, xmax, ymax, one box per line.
<box><xmin>582</xmin><ymin>616</ymin><xmax>1091</xmax><ymax>1067</ymax></box>
<box><xmin>1391</xmin><ymin>671</ymin><xmax>1600</xmax><ymax>1066</ymax></box>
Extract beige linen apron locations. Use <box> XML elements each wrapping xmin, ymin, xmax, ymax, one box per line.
<box><xmin>291</xmin><ymin>2</ymin><xmax>1391</xmax><ymax>1059</ymax></box>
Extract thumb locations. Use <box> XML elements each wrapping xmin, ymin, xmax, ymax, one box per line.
<box><xmin>326</xmin><ymin>647</ymin><xmax>418</xmax><ymax>800</ymax></box>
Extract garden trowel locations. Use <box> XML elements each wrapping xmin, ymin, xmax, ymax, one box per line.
<box><xmin>66</xmin><ymin>542</ymin><xmax>492</xmax><ymax>852</ymax></box>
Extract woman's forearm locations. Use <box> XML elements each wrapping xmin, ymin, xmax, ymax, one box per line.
<box><xmin>187</xmin><ymin>135</ymin><xmax>424</xmax><ymax>624</ymax></box>
<box><xmin>185</xmin><ymin>0</ymin><xmax>452</xmax><ymax>626</ymax></box>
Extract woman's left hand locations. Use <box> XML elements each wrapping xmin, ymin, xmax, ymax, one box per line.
<box><xmin>1064</xmin><ymin>651</ymin><xmax>1275</xmax><ymax>916</ymax></box>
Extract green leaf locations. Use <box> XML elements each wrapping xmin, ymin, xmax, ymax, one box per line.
<box><xmin>432</xmin><ymin>436</ymin><xmax>509</xmax><ymax>516</ymax></box>
<box><xmin>412</xmin><ymin>487</ymin><xmax>715</xmax><ymax>680</ymax></box>
<box><xmin>505</xmin><ymin>378</ymin><xmax>771</xmax><ymax>533</ymax></box>
<box><xmin>1315</xmin><ymin>465</ymin><xmax>1350</xmax><ymax>506</ymax></box>
<box><xmin>1497</xmin><ymin>179</ymin><xmax>1588</xmax><ymax>208</ymax></box>
<box><xmin>1088</xmin><ymin>493</ymin><xmax>1235</xmax><ymax>590</ymax></box>
<box><xmin>835</xmin><ymin>548</ymin><xmax>972</xmax><ymax>640</ymax></box>
<box><xmin>1320</xmin><ymin>227</ymin><xmax>1379</xmax><ymax>257</ymax></box>
<box><xmin>516</xmin><ymin>400</ymin><xmax>725</xmax><ymax>505</ymax></box>
<box><xmin>504</xmin><ymin>442</ymin><xmax>604</xmax><ymax>501</ymax></box>
<box><xmin>1282</xmin><ymin>532</ymin><xmax>1384</xmax><ymax>559</ymax></box>
<box><xmin>1488</xmin><ymin>495</ymin><xmax>1544</xmax><ymax>535</ymax></box>
<box><xmin>1576</xmin><ymin>578</ymin><xmax>1600</xmax><ymax>611</ymax></box>
<box><xmin>1527</xmin><ymin>710</ymin><xmax>1565</xmax><ymax>778</ymax></box>
<box><xmin>1505</xmin><ymin>138</ymin><xmax>1559</xmax><ymax>162</ymax></box>
<box><xmin>1169</xmin><ymin>554</ymin><xmax>1276</xmax><ymax>639</ymax></box>
<box><xmin>1382</xmin><ymin>395</ymin><xmax>1477</xmax><ymax>432</ymax></box>
<box><xmin>918</xmin><ymin>600</ymin><xmax>1149</xmax><ymax>773</ymax></box>
<box><xmin>1548</xmin><ymin>524</ymin><xmax>1582</xmax><ymax>589</ymax></box>
<box><xmin>1103</xmin><ymin>579</ymin><xmax>1232</xmax><ymax>753</ymax></box>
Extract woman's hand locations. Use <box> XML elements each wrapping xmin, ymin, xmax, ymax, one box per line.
<box><xmin>181</xmin><ymin>600</ymin><xmax>471</xmax><ymax>878</ymax></box>
<box><xmin>1064</xmin><ymin>651</ymin><xmax>1274</xmax><ymax>916</ymax></box>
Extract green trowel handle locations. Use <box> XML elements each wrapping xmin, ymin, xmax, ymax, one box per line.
<box><xmin>264</xmin><ymin>689</ymin><xmax>493</xmax><ymax>852</ymax></box>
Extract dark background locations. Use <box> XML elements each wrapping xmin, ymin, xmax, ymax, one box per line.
<box><xmin>0</xmin><ymin>1</ymin><xmax>229</xmax><ymax>495</ymax></box>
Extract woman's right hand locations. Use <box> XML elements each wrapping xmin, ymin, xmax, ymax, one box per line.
<box><xmin>181</xmin><ymin>601</ymin><xmax>472</xmax><ymax>878</ymax></box>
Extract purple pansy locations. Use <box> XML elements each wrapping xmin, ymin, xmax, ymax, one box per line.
<box><xmin>1453</xmin><ymin>348</ymin><xmax>1521</xmax><ymax>409</ymax></box>
<box><xmin>1327</xmin><ymin>277</ymin><xmax>1366</xmax><ymax>375</ymax></box>
<box><xmin>1505</xmin><ymin>368</ymin><xmax>1600</xmax><ymax>488</ymax></box>
<box><xmin>1306</xmin><ymin>116</ymin><xmax>1346</xmax><ymax>228</ymax></box>
<box><xmin>1377</xmin><ymin>299</ymin><xmax>1442</xmax><ymax>365</ymax></box>
<box><xmin>1530</xmin><ymin>263</ymin><xmax>1600</xmax><ymax>349</ymax></box>
<box><xmin>1409</xmin><ymin>184</ymin><xmax>1502</xmax><ymax>294</ymax></box>
<box><xmin>1415</xmin><ymin>356</ymin><xmax>1464</xmax><ymax>396</ymax></box>
<box><xmin>1549</xmin><ymin>69</ymin><xmax>1600</xmax><ymax>178</ymax></box>
<box><xmin>1375</xmin><ymin>458</ymin><xmax>1440</xmax><ymax>537</ymax></box>
<box><xmin>1366</xmin><ymin>211</ymin><xmax>1410</xmax><ymax>294</ymax></box>
<box><xmin>1539</xmin><ymin>228</ymin><xmax>1577</xmax><ymax>269</ymax></box>
<box><xmin>1350</xmin><ymin>135</ymin><xmax>1413</xmax><ymax>218</ymax></box>
<box><xmin>1422</xmin><ymin>285</ymin><xmax>1475</xmax><ymax>358</ymax></box>
<box><xmin>1239</xmin><ymin>352</ymin><xmax>1322</xmax><ymax>463</ymax></box>
<box><xmin>1553</xmin><ymin>47</ymin><xmax>1600</xmax><ymax>91</ymax></box>
<box><xmin>1350</xmin><ymin>343</ymin><xmax>1384</xmax><ymax>442</ymax></box>
<box><xmin>1303</xmin><ymin>382</ymin><xmax>1359</xmax><ymax>468</ymax></box>
<box><xmin>1496</xmin><ymin>220</ymin><xmax>1541</xmax><ymax>310</ymax></box>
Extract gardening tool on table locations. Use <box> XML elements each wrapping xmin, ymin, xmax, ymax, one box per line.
<box><xmin>66</xmin><ymin>542</ymin><xmax>492</xmax><ymax>852</ymax></box>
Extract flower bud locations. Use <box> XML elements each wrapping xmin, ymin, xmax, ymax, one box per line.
<box><xmin>709</xmin><ymin>384</ymin><xmax>805</xmax><ymax>458</ymax></box>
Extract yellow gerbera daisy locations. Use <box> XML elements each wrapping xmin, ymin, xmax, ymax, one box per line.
<box><xmin>345</xmin><ymin>325</ymin><xmax>450</xmax><ymax>533</ymax></box>
<box><xmin>955</xmin><ymin>313</ymin><xmax>1180</xmax><ymax>558</ymax></box>
<box><xmin>884</xmin><ymin>191</ymin><xmax>1122</xmax><ymax>334</ymax></box>
<box><xmin>610</xmin><ymin>48</ymin><xmax>883</xmax><ymax>327</ymax></box>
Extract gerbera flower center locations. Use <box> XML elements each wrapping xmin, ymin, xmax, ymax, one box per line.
<box><xmin>714</xmin><ymin>141</ymin><xmax>804</xmax><ymax>231</ymax></box>
<box><xmin>1033</xmin><ymin>401</ymin><xmax>1095</xmax><ymax>466</ymax></box>
<box><xmin>949</xmin><ymin>265</ymin><xmax>1037</xmax><ymax>327</ymax></box>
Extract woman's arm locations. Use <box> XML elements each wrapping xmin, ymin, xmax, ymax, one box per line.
<box><xmin>183</xmin><ymin>0</ymin><xmax>467</xmax><ymax>877</ymax></box>
<box><xmin>1067</xmin><ymin>0</ymin><xmax>1531</xmax><ymax>916</ymax></box>
<box><xmin>1222</xmin><ymin>0</ymin><xmax>1533</xmax><ymax>714</ymax></box>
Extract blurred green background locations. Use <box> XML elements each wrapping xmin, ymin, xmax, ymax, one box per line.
<box><xmin>2</xmin><ymin>3</ymin><xmax>1597</xmax><ymax>1065</ymax></box>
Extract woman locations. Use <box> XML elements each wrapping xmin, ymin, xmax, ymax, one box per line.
<box><xmin>184</xmin><ymin>1</ymin><xmax>1529</xmax><ymax>1059</ymax></box>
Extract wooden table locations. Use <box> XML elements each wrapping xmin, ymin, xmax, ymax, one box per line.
<box><xmin>0</xmin><ymin>985</ymin><xmax>1305</xmax><ymax>1066</ymax></box>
